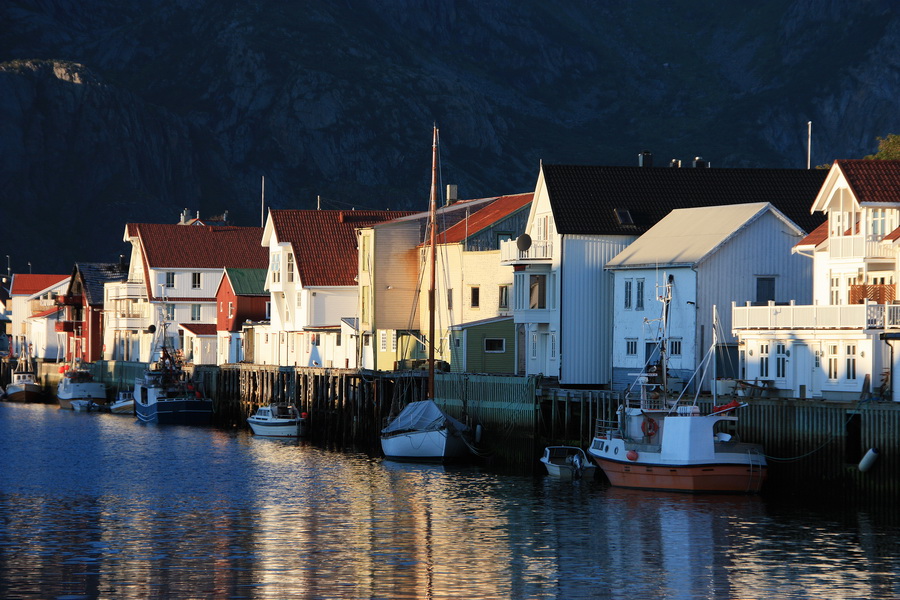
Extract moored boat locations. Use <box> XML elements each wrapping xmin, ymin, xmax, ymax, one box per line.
<box><xmin>134</xmin><ymin>346</ymin><xmax>213</xmax><ymax>426</ymax></box>
<box><xmin>4</xmin><ymin>357</ymin><xmax>44</xmax><ymax>403</ymax></box>
<box><xmin>587</xmin><ymin>298</ymin><xmax>767</xmax><ymax>493</ymax></box>
<box><xmin>381</xmin><ymin>400</ymin><xmax>472</xmax><ymax>462</ymax></box>
<box><xmin>108</xmin><ymin>390</ymin><xmax>135</xmax><ymax>414</ymax></box>
<box><xmin>540</xmin><ymin>446</ymin><xmax>597</xmax><ymax>480</ymax></box>
<box><xmin>247</xmin><ymin>403</ymin><xmax>307</xmax><ymax>437</ymax></box>
<box><xmin>56</xmin><ymin>367</ymin><xmax>107</xmax><ymax>410</ymax></box>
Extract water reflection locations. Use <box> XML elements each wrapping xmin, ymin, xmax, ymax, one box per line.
<box><xmin>1</xmin><ymin>402</ymin><xmax>900</xmax><ymax>599</ymax></box>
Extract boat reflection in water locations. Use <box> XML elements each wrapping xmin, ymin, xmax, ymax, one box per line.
<box><xmin>1</xmin><ymin>402</ymin><xmax>899</xmax><ymax>599</ymax></box>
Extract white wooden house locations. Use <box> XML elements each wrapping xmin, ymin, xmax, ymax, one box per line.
<box><xmin>607</xmin><ymin>202</ymin><xmax>810</xmax><ymax>393</ymax></box>
<box><xmin>103</xmin><ymin>223</ymin><xmax>267</xmax><ymax>363</ymax></box>
<box><xmin>733</xmin><ymin>159</ymin><xmax>900</xmax><ymax>401</ymax></box>
<box><xmin>7</xmin><ymin>274</ymin><xmax>69</xmax><ymax>360</ymax></box>
<box><xmin>500</xmin><ymin>159</ymin><xmax>827</xmax><ymax>386</ymax></box>
<box><xmin>260</xmin><ymin>209</ymin><xmax>406</xmax><ymax>367</ymax></box>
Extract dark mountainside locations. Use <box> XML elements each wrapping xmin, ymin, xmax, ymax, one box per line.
<box><xmin>1</xmin><ymin>0</ymin><xmax>899</xmax><ymax>273</ymax></box>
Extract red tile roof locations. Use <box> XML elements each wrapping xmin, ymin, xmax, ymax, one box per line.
<box><xmin>10</xmin><ymin>274</ymin><xmax>69</xmax><ymax>295</ymax></box>
<box><xmin>179</xmin><ymin>323</ymin><xmax>217</xmax><ymax>336</ymax></box>
<box><xmin>438</xmin><ymin>193</ymin><xmax>532</xmax><ymax>244</ymax></box>
<box><xmin>270</xmin><ymin>210</ymin><xmax>413</xmax><ymax>286</ymax></box>
<box><xmin>131</xmin><ymin>224</ymin><xmax>268</xmax><ymax>269</ymax></box>
<box><xmin>795</xmin><ymin>221</ymin><xmax>828</xmax><ymax>249</ymax></box>
<box><xmin>836</xmin><ymin>159</ymin><xmax>900</xmax><ymax>204</ymax></box>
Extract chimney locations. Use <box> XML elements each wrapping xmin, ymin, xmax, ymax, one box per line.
<box><xmin>692</xmin><ymin>156</ymin><xmax>709</xmax><ymax>168</ymax></box>
<box><xmin>446</xmin><ymin>184</ymin><xmax>458</xmax><ymax>206</ymax></box>
<box><xmin>638</xmin><ymin>150</ymin><xmax>653</xmax><ymax>168</ymax></box>
<box><xmin>669</xmin><ymin>159</ymin><xmax>681</xmax><ymax>168</ymax></box>
<box><xmin>180</xmin><ymin>208</ymin><xmax>189</xmax><ymax>224</ymax></box>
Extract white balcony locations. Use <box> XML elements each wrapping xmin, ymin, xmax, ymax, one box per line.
<box><xmin>500</xmin><ymin>238</ymin><xmax>553</xmax><ymax>265</ymax></box>
<box><xmin>107</xmin><ymin>281</ymin><xmax>146</xmax><ymax>300</ymax></box>
<box><xmin>732</xmin><ymin>301</ymin><xmax>892</xmax><ymax>331</ymax></box>
<box><xmin>828</xmin><ymin>235</ymin><xmax>894</xmax><ymax>260</ymax></box>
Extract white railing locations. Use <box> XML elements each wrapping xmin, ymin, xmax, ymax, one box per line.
<box><xmin>499</xmin><ymin>238</ymin><xmax>553</xmax><ymax>263</ymax></box>
<box><xmin>732</xmin><ymin>301</ymin><xmax>885</xmax><ymax>330</ymax></box>
<box><xmin>107</xmin><ymin>281</ymin><xmax>146</xmax><ymax>300</ymax></box>
<box><xmin>828</xmin><ymin>235</ymin><xmax>894</xmax><ymax>259</ymax></box>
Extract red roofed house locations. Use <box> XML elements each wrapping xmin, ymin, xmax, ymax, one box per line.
<box><xmin>57</xmin><ymin>262</ymin><xmax>129</xmax><ymax>364</ymax></box>
<box><xmin>260</xmin><ymin>209</ymin><xmax>412</xmax><ymax>367</ymax></box>
<box><xmin>104</xmin><ymin>223</ymin><xmax>268</xmax><ymax>363</ymax></box>
<box><xmin>356</xmin><ymin>189</ymin><xmax>531</xmax><ymax>372</ymax></box>
<box><xmin>8</xmin><ymin>273</ymin><xmax>69</xmax><ymax>360</ymax></box>
<box><xmin>733</xmin><ymin>160</ymin><xmax>900</xmax><ymax>402</ymax></box>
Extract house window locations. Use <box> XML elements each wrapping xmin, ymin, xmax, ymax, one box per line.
<box><xmin>776</xmin><ymin>343</ymin><xmax>787</xmax><ymax>379</ymax></box>
<box><xmin>287</xmin><ymin>252</ymin><xmax>295</xmax><ymax>282</ymax></box>
<box><xmin>265</xmin><ymin>301</ymin><xmax>271</xmax><ymax>320</ymax></box>
<box><xmin>872</xmin><ymin>209</ymin><xmax>887</xmax><ymax>237</ymax></box>
<box><xmin>531</xmin><ymin>333</ymin><xmax>537</xmax><ymax>359</ymax></box>
<box><xmin>485</xmin><ymin>338</ymin><xmax>505</xmax><ymax>353</ymax></box>
<box><xmin>361</xmin><ymin>286</ymin><xmax>370</xmax><ymax>324</ymax></box>
<box><xmin>296</xmin><ymin>292</ymin><xmax>302</xmax><ymax>307</ymax></box>
<box><xmin>470</xmin><ymin>286</ymin><xmax>480</xmax><ymax>308</ymax></box>
<box><xmin>624</xmin><ymin>279</ymin><xmax>633</xmax><ymax>310</ymax></box>
<box><xmin>756</xmin><ymin>277</ymin><xmax>775</xmax><ymax>304</ymax></box>
<box><xmin>529</xmin><ymin>275</ymin><xmax>546</xmax><ymax>309</ymax></box>
<box><xmin>846</xmin><ymin>344</ymin><xmax>857</xmax><ymax>380</ymax></box>
<box><xmin>550</xmin><ymin>333</ymin><xmax>557</xmax><ymax>359</ymax></box>
<box><xmin>363</xmin><ymin>334</ymin><xmax>371</xmax><ymax>347</ymax></box>
<box><xmin>391</xmin><ymin>331</ymin><xmax>397</xmax><ymax>352</ymax></box>
<box><xmin>164</xmin><ymin>304</ymin><xmax>175</xmax><ymax>321</ymax></box>
<box><xmin>626</xmin><ymin>339</ymin><xmax>637</xmax><ymax>356</ymax></box>
<box><xmin>165</xmin><ymin>272</ymin><xmax>175</xmax><ymax>288</ymax></box>
<box><xmin>336</xmin><ymin>333</ymin><xmax>342</xmax><ymax>347</ymax></box>
<box><xmin>759</xmin><ymin>343</ymin><xmax>769</xmax><ymax>378</ymax></box>
<box><xmin>311</xmin><ymin>333</ymin><xmax>320</xmax><ymax>347</ymax></box>
<box><xmin>228</xmin><ymin>302</ymin><xmax>234</xmax><ymax>318</ymax></box>
<box><xmin>361</xmin><ymin>235</ymin><xmax>370</xmax><ymax>272</ymax></box>
<box><xmin>192</xmin><ymin>272</ymin><xmax>201</xmax><ymax>289</ymax></box>
<box><xmin>636</xmin><ymin>279</ymin><xmax>645</xmax><ymax>311</ymax></box>
<box><xmin>830</xmin><ymin>276</ymin><xmax>841</xmax><ymax>305</ymax></box>
<box><xmin>669</xmin><ymin>339</ymin><xmax>682</xmax><ymax>356</ymax></box>
<box><xmin>499</xmin><ymin>285</ymin><xmax>510</xmax><ymax>310</ymax></box>
<box><xmin>380</xmin><ymin>331</ymin><xmax>387</xmax><ymax>352</ymax></box>
<box><xmin>447</xmin><ymin>288</ymin><xmax>453</xmax><ymax>310</ymax></box>
<box><xmin>191</xmin><ymin>304</ymin><xmax>201</xmax><ymax>321</ymax></box>
<box><xmin>827</xmin><ymin>344</ymin><xmax>839</xmax><ymax>380</ymax></box>
<box><xmin>271</xmin><ymin>253</ymin><xmax>281</xmax><ymax>283</ymax></box>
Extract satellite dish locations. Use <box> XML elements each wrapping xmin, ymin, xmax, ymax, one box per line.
<box><xmin>516</xmin><ymin>233</ymin><xmax>532</xmax><ymax>251</ymax></box>
<box><xmin>147</xmin><ymin>324</ymin><xmax>156</xmax><ymax>334</ymax></box>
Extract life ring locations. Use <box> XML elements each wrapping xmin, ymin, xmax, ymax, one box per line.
<box><xmin>641</xmin><ymin>417</ymin><xmax>659</xmax><ymax>437</ymax></box>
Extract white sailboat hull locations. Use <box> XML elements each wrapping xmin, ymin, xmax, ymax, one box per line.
<box><xmin>381</xmin><ymin>428</ymin><xmax>470</xmax><ymax>462</ymax></box>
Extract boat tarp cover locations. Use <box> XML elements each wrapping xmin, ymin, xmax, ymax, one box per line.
<box><xmin>382</xmin><ymin>400</ymin><xmax>468</xmax><ymax>434</ymax></box>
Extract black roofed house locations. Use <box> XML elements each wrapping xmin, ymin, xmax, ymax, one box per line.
<box><xmin>500</xmin><ymin>159</ymin><xmax>828</xmax><ymax>387</ymax></box>
<box><xmin>57</xmin><ymin>261</ymin><xmax>129</xmax><ymax>363</ymax></box>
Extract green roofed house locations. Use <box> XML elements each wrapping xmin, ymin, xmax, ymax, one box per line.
<box><xmin>215</xmin><ymin>268</ymin><xmax>268</xmax><ymax>365</ymax></box>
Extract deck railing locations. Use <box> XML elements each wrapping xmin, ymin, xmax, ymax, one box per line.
<box><xmin>731</xmin><ymin>301</ymin><xmax>898</xmax><ymax>330</ymax></box>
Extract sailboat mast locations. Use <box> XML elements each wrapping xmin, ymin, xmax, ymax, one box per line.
<box><xmin>427</xmin><ymin>127</ymin><xmax>439</xmax><ymax>400</ymax></box>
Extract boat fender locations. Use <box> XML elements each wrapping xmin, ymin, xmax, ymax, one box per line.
<box><xmin>641</xmin><ymin>417</ymin><xmax>659</xmax><ymax>437</ymax></box>
<box><xmin>475</xmin><ymin>424</ymin><xmax>483</xmax><ymax>444</ymax></box>
<box><xmin>858</xmin><ymin>448</ymin><xmax>879</xmax><ymax>473</ymax></box>
<box><xmin>626</xmin><ymin>450</ymin><xmax>639</xmax><ymax>461</ymax></box>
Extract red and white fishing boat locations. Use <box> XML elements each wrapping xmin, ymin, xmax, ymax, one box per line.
<box><xmin>588</xmin><ymin>295</ymin><xmax>767</xmax><ymax>493</ymax></box>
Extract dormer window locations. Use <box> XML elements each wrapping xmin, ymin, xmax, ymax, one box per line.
<box><xmin>614</xmin><ymin>208</ymin><xmax>634</xmax><ymax>226</ymax></box>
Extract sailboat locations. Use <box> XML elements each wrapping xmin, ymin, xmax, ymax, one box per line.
<box><xmin>380</xmin><ymin>127</ymin><xmax>473</xmax><ymax>462</ymax></box>
<box><xmin>587</xmin><ymin>280</ymin><xmax>767</xmax><ymax>493</ymax></box>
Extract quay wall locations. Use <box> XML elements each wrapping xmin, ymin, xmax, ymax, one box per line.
<box><xmin>25</xmin><ymin>359</ymin><xmax>900</xmax><ymax>500</ymax></box>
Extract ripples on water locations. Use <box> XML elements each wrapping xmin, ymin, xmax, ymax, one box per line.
<box><xmin>1</xmin><ymin>402</ymin><xmax>899</xmax><ymax>599</ymax></box>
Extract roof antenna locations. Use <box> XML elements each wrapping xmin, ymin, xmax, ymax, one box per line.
<box><xmin>807</xmin><ymin>121</ymin><xmax>812</xmax><ymax>170</ymax></box>
<box><xmin>260</xmin><ymin>175</ymin><xmax>265</xmax><ymax>227</ymax></box>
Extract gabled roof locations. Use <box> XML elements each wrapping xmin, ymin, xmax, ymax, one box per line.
<box><xmin>10</xmin><ymin>274</ymin><xmax>69</xmax><ymax>296</ymax></box>
<box><xmin>607</xmin><ymin>203</ymin><xmax>802</xmax><ymax>269</ymax></box>
<box><xmin>835</xmin><ymin>159</ymin><xmax>900</xmax><ymax>205</ymax></box>
<box><xmin>438</xmin><ymin>193</ymin><xmax>532</xmax><ymax>244</ymax></box>
<box><xmin>224</xmin><ymin>268</ymin><xmax>267</xmax><ymax>296</ymax></box>
<box><xmin>73</xmin><ymin>262</ymin><xmax>128</xmax><ymax>306</ymax></box>
<box><xmin>179</xmin><ymin>323</ymin><xmax>217</xmax><ymax>336</ymax></box>
<box><xmin>541</xmin><ymin>165</ymin><xmax>827</xmax><ymax>235</ymax></box>
<box><xmin>128</xmin><ymin>224</ymin><xmax>268</xmax><ymax>269</ymax></box>
<box><xmin>269</xmin><ymin>210</ymin><xmax>413</xmax><ymax>287</ymax></box>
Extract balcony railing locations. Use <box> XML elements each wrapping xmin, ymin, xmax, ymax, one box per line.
<box><xmin>499</xmin><ymin>238</ymin><xmax>553</xmax><ymax>264</ymax></box>
<box><xmin>850</xmin><ymin>284</ymin><xmax>895</xmax><ymax>305</ymax></box>
<box><xmin>828</xmin><ymin>235</ymin><xmax>894</xmax><ymax>259</ymax></box>
<box><xmin>106</xmin><ymin>281</ymin><xmax>146</xmax><ymax>300</ymax></box>
<box><xmin>731</xmin><ymin>301</ymin><xmax>899</xmax><ymax>331</ymax></box>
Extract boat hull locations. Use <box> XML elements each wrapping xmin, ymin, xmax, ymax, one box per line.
<box><xmin>57</xmin><ymin>382</ymin><xmax>107</xmax><ymax>410</ymax></box>
<box><xmin>5</xmin><ymin>384</ymin><xmax>45</xmax><ymax>403</ymax></box>
<box><xmin>381</xmin><ymin>429</ymin><xmax>470</xmax><ymax>462</ymax></box>
<box><xmin>136</xmin><ymin>397</ymin><xmax>214</xmax><ymax>426</ymax></box>
<box><xmin>541</xmin><ymin>446</ymin><xmax>597</xmax><ymax>480</ymax></box>
<box><xmin>591</xmin><ymin>455</ymin><xmax>767</xmax><ymax>493</ymax></box>
<box><xmin>248</xmin><ymin>419</ymin><xmax>302</xmax><ymax>437</ymax></box>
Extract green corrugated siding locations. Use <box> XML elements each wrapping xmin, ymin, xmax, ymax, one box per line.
<box><xmin>434</xmin><ymin>372</ymin><xmax>537</xmax><ymax>428</ymax></box>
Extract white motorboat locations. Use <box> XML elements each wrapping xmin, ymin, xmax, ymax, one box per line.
<box><xmin>247</xmin><ymin>403</ymin><xmax>307</xmax><ymax>437</ymax></box>
<box><xmin>71</xmin><ymin>399</ymin><xmax>97</xmax><ymax>412</ymax></box>
<box><xmin>57</xmin><ymin>367</ymin><xmax>107</xmax><ymax>410</ymax></box>
<box><xmin>108</xmin><ymin>390</ymin><xmax>135</xmax><ymax>414</ymax></box>
<box><xmin>540</xmin><ymin>446</ymin><xmax>597</xmax><ymax>480</ymax></box>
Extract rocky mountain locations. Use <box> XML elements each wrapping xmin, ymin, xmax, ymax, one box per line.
<box><xmin>2</xmin><ymin>0</ymin><xmax>899</xmax><ymax>273</ymax></box>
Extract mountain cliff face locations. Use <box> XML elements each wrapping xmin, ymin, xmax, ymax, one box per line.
<box><xmin>1</xmin><ymin>0</ymin><xmax>899</xmax><ymax>272</ymax></box>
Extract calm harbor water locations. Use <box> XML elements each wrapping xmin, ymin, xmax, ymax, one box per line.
<box><xmin>1</xmin><ymin>403</ymin><xmax>899</xmax><ymax>600</ymax></box>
